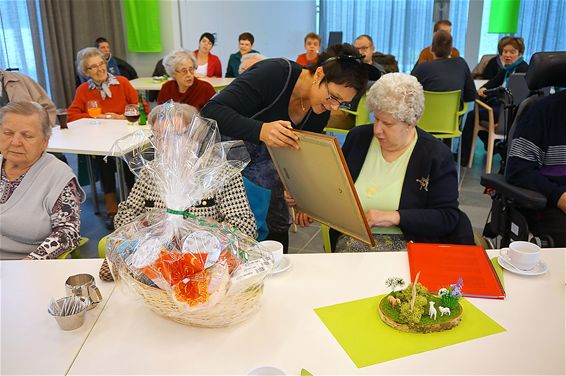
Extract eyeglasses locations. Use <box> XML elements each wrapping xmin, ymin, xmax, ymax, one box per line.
<box><xmin>324</xmin><ymin>79</ymin><xmax>351</xmax><ymax>110</ymax></box>
<box><xmin>355</xmin><ymin>45</ymin><xmax>372</xmax><ymax>51</ymax></box>
<box><xmin>176</xmin><ymin>66</ymin><xmax>195</xmax><ymax>75</ymax></box>
<box><xmin>87</xmin><ymin>61</ymin><xmax>106</xmax><ymax>71</ymax></box>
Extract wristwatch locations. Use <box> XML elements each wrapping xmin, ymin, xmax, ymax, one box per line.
<box><xmin>105</xmin><ymin>114</ymin><xmax>111</xmax><ymax>119</ymax></box>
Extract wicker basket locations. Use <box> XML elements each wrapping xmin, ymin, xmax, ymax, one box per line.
<box><xmin>122</xmin><ymin>270</ymin><xmax>264</xmax><ymax>328</ymax></box>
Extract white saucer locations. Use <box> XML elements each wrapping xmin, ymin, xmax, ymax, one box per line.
<box><xmin>270</xmin><ymin>256</ymin><xmax>291</xmax><ymax>275</ymax></box>
<box><xmin>497</xmin><ymin>255</ymin><xmax>548</xmax><ymax>276</ymax></box>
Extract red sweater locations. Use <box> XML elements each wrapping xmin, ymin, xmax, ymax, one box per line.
<box><xmin>67</xmin><ymin>76</ymin><xmax>148</xmax><ymax>121</ymax></box>
<box><xmin>296</xmin><ymin>53</ymin><xmax>319</xmax><ymax>67</ymax></box>
<box><xmin>157</xmin><ymin>78</ymin><xmax>216</xmax><ymax>110</ymax></box>
<box><xmin>193</xmin><ymin>50</ymin><xmax>222</xmax><ymax>78</ymax></box>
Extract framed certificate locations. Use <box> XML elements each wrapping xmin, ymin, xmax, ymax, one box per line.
<box><xmin>268</xmin><ymin>131</ymin><xmax>375</xmax><ymax>247</ymax></box>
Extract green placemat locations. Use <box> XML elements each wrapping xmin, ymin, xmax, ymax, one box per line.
<box><xmin>315</xmin><ymin>295</ymin><xmax>505</xmax><ymax>368</ymax></box>
<box><xmin>491</xmin><ymin>256</ymin><xmax>505</xmax><ymax>288</ymax></box>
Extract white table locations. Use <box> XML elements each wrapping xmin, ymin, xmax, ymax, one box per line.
<box><xmin>67</xmin><ymin>249</ymin><xmax>565</xmax><ymax>375</ymax></box>
<box><xmin>0</xmin><ymin>259</ymin><xmax>115</xmax><ymax>375</ymax></box>
<box><xmin>130</xmin><ymin>76</ymin><xmax>234</xmax><ymax>92</ymax></box>
<box><xmin>47</xmin><ymin>119</ymin><xmax>149</xmax><ymax>208</ymax></box>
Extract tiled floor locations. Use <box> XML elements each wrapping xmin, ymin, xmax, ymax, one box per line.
<box><xmin>71</xmin><ymin>144</ymin><xmax>497</xmax><ymax>258</ymax></box>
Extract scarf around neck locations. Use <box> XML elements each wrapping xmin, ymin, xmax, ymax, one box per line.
<box><xmin>503</xmin><ymin>57</ymin><xmax>524</xmax><ymax>86</ymax></box>
<box><xmin>88</xmin><ymin>73</ymin><xmax>120</xmax><ymax>100</ymax></box>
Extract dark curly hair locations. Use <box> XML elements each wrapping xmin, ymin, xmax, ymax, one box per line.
<box><xmin>307</xmin><ymin>43</ymin><xmax>369</xmax><ymax>95</ymax></box>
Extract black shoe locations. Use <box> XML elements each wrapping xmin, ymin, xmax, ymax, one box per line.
<box><xmin>105</xmin><ymin>215</ymin><xmax>115</xmax><ymax>231</ymax></box>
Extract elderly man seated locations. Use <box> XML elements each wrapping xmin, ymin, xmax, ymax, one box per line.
<box><xmin>0</xmin><ymin>102</ymin><xmax>85</xmax><ymax>259</ymax></box>
<box><xmin>506</xmin><ymin>89</ymin><xmax>566</xmax><ymax>246</ymax></box>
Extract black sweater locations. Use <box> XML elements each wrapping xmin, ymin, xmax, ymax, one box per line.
<box><xmin>201</xmin><ymin>58</ymin><xmax>330</xmax><ymax>143</ymax></box>
<box><xmin>506</xmin><ymin>90</ymin><xmax>566</xmax><ymax>207</ymax></box>
<box><xmin>340</xmin><ymin>125</ymin><xmax>471</xmax><ymax>244</ymax></box>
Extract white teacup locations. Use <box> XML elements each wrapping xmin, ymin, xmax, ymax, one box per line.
<box><xmin>258</xmin><ymin>240</ymin><xmax>283</xmax><ymax>266</ymax></box>
<box><xmin>500</xmin><ymin>241</ymin><xmax>541</xmax><ymax>271</ymax></box>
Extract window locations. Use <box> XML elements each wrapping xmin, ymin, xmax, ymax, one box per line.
<box><xmin>0</xmin><ymin>1</ymin><xmax>50</xmax><ymax>94</ymax></box>
<box><xmin>319</xmin><ymin>0</ymin><xmax>470</xmax><ymax>72</ymax></box>
<box><xmin>478</xmin><ymin>0</ymin><xmax>566</xmax><ymax>62</ymax></box>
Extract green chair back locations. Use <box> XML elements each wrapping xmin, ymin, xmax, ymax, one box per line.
<box><xmin>342</xmin><ymin>93</ymin><xmax>371</xmax><ymax>126</ymax></box>
<box><xmin>418</xmin><ymin>90</ymin><xmax>465</xmax><ymax>136</ymax></box>
<box><xmin>98</xmin><ymin>235</ymin><xmax>108</xmax><ymax>259</ymax></box>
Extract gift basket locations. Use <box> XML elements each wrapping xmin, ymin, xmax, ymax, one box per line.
<box><xmin>106</xmin><ymin>101</ymin><xmax>274</xmax><ymax>327</ymax></box>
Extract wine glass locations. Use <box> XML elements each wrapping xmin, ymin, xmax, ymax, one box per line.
<box><xmin>124</xmin><ymin>104</ymin><xmax>140</xmax><ymax>125</ymax></box>
<box><xmin>87</xmin><ymin>100</ymin><xmax>101</xmax><ymax>124</ymax></box>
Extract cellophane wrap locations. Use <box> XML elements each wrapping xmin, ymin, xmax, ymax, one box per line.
<box><xmin>106</xmin><ymin>102</ymin><xmax>273</xmax><ymax>314</ymax></box>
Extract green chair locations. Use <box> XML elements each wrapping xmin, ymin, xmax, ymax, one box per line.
<box><xmin>342</xmin><ymin>93</ymin><xmax>371</xmax><ymax>126</ymax></box>
<box><xmin>418</xmin><ymin>90</ymin><xmax>468</xmax><ymax>179</ymax></box>
<box><xmin>320</xmin><ymin>224</ymin><xmax>332</xmax><ymax>253</ymax></box>
<box><xmin>98</xmin><ymin>235</ymin><xmax>109</xmax><ymax>258</ymax></box>
<box><xmin>57</xmin><ymin>237</ymin><xmax>89</xmax><ymax>259</ymax></box>
<box><xmin>324</xmin><ymin>94</ymin><xmax>371</xmax><ymax>136</ymax></box>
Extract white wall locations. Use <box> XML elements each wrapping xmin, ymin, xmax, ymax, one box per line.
<box><xmin>125</xmin><ymin>0</ymin><xmax>317</xmax><ymax>77</ymax></box>
<box><xmin>179</xmin><ymin>0</ymin><xmax>317</xmax><ymax>70</ymax></box>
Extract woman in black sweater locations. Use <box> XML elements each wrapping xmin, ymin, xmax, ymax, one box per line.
<box><xmin>201</xmin><ymin>44</ymin><xmax>380</xmax><ymax>251</ymax></box>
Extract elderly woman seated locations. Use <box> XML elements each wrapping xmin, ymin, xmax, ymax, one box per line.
<box><xmin>0</xmin><ymin>102</ymin><xmax>85</xmax><ymax>259</ymax></box>
<box><xmin>68</xmin><ymin>47</ymin><xmax>146</xmax><ymax>229</ymax></box>
<box><xmin>157</xmin><ymin>49</ymin><xmax>216</xmax><ymax>111</ymax></box>
<box><xmin>113</xmin><ymin>102</ymin><xmax>256</xmax><ymax>236</ymax></box>
<box><xmin>289</xmin><ymin>73</ymin><xmax>473</xmax><ymax>251</ymax></box>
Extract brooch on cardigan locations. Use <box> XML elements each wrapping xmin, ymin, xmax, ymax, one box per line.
<box><xmin>416</xmin><ymin>176</ymin><xmax>429</xmax><ymax>191</ymax></box>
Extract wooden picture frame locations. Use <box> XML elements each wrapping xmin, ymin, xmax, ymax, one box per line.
<box><xmin>268</xmin><ymin>130</ymin><xmax>375</xmax><ymax>247</ymax></box>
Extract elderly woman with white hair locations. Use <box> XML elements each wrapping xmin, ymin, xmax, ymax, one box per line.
<box><xmin>0</xmin><ymin>102</ymin><xmax>85</xmax><ymax>259</ymax></box>
<box><xmin>290</xmin><ymin>73</ymin><xmax>473</xmax><ymax>251</ymax></box>
<box><xmin>157</xmin><ymin>49</ymin><xmax>216</xmax><ymax>111</ymax></box>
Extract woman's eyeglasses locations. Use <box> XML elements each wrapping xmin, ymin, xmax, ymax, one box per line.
<box><xmin>324</xmin><ymin>79</ymin><xmax>352</xmax><ymax>110</ymax></box>
<box><xmin>176</xmin><ymin>66</ymin><xmax>195</xmax><ymax>75</ymax></box>
<box><xmin>87</xmin><ymin>62</ymin><xmax>106</xmax><ymax>72</ymax></box>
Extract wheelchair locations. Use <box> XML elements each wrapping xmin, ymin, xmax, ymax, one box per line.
<box><xmin>480</xmin><ymin>51</ymin><xmax>566</xmax><ymax>248</ymax></box>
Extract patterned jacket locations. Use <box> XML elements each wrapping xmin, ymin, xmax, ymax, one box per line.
<box><xmin>114</xmin><ymin>167</ymin><xmax>257</xmax><ymax>238</ymax></box>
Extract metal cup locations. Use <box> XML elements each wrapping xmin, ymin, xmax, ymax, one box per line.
<box><xmin>65</xmin><ymin>274</ymin><xmax>102</xmax><ymax>309</ymax></box>
<box><xmin>49</xmin><ymin>296</ymin><xmax>88</xmax><ymax>331</ymax></box>
<box><xmin>56</xmin><ymin>109</ymin><xmax>68</xmax><ymax>129</ymax></box>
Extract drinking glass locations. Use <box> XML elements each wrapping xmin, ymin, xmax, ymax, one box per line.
<box><xmin>124</xmin><ymin>104</ymin><xmax>140</xmax><ymax>125</ymax></box>
<box><xmin>87</xmin><ymin>100</ymin><xmax>101</xmax><ymax>124</ymax></box>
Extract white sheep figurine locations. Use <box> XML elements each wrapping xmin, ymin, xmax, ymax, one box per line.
<box><xmin>439</xmin><ymin>306</ymin><xmax>451</xmax><ymax>316</ymax></box>
<box><xmin>429</xmin><ymin>301</ymin><xmax>437</xmax><ymax>320</ymax></box>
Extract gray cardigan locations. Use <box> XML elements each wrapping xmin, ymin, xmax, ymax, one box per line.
<box><xmin>0</xmin><ymin>153</ymin><xmax>78</xmax><ymax>259</ymax></box>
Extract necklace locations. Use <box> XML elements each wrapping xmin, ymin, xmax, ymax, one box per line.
<box><xmin>300</xmin><ymin>96</ymin><xmax>307</xmax><ymax>112</ymax></box>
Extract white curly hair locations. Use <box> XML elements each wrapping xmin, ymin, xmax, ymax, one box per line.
<box><xmin>162</xmin><ymin>49</ymin><xmax>197</xmax><ymax>77</ymax></box>
<box><xmin>366</xmin><ymin>73</ymin><xmax>424</xmax><ymax>126</ymax></box>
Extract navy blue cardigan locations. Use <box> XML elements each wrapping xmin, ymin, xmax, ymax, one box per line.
<box><xmin>334</xmin><ymin>125</ymin><xmax>473</xmax><ymax>246</ymax></box>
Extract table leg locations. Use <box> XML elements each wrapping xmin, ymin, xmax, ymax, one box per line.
<box><xmin>86</xmin><ymin>156</ymin><xmax>100</xmax><ymax>215</ymax></box>
<box><xmin>115</xmin><ymin>157</ymin><xmax>129</xmax><ymax>202</ymax></box>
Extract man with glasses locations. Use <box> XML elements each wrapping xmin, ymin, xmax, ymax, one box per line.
<box><xmin>415</xmin><ymin>20</ymin><xmax>460</xmax><ymax>66</ymax></box>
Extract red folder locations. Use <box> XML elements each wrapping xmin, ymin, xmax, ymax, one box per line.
<box><xmin>407</xmin><ymin>243</ymin><xmax>505</xmax><ymax>299</ymax></box>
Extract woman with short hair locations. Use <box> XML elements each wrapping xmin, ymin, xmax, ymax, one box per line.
<box><xmin>0</xmin><ymin>102</ymin><xmax>85</xmax><ymax>259</ymax></box>
<box><xmin>193</xmin><ymin>32</ymin><xmax>222</xmax><ymax>78</ymax></box>
<box><xmin>68</xmin><ymin>47</ymin><xmax>144</xmax><ymax>228</ymax></box>
<box><xmin>157</xmin><ymin>49</ymin><xmax>216</xmax><ymax>111</ymax></box>
<box><xmin>289</xmin><ymin>73</ymin><xmax>473</xmax><ymax>251</ymax></box>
